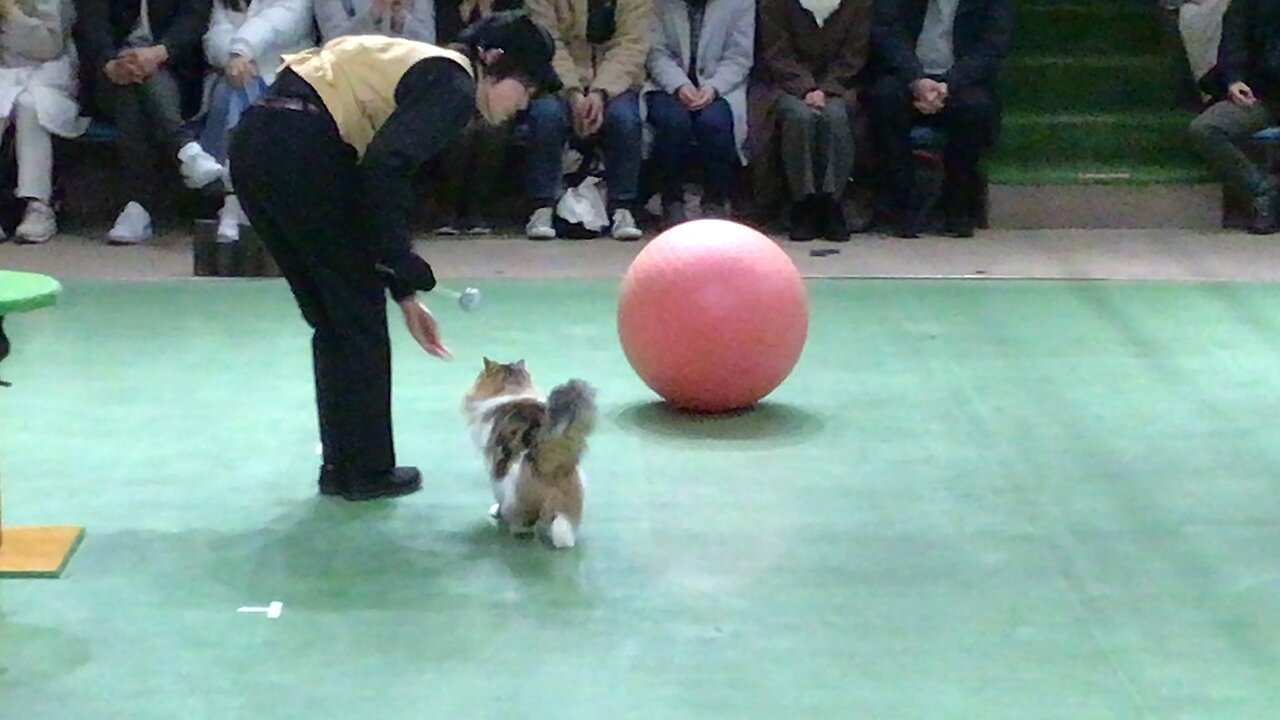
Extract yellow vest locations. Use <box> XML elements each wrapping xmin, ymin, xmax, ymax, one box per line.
<box><xmin>280</xmin><ymin>36</ymin><xmax>476</xmax><ymax>157</ymax></box>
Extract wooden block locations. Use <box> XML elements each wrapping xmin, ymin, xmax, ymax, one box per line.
<box><xmin>0</xmin><ymin>526</ymin><xmax>85</xmax><ymax>578</ymax></box>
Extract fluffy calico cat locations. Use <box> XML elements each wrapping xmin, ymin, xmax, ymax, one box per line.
<box><xmin>463</xmin><ymin>358</ymin><xmax>597</xmax><ymax>548</ymax></box>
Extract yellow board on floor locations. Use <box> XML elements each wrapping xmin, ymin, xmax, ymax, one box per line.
<box><xmin>0</xmin><ymin>526</ymin><xmax>85</xmax><ymax>578</ymax></box>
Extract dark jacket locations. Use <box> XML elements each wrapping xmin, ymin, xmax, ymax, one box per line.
<box><xmin>435</xmin><ymin>0</ymin><xmax>525</xmax><ymax>45</ymax></box>
<box><xmin>754</xmin><ymin>0</ymin><xmax>874</xmax><ymax>100</ymax></box>
<box><xmin>73</xmin><ymin>0</ymin><xmax>213</xmax><ymax>77</ymax></box>
<box><xmin>870</xmin><ymin>0</ymin><xmax>1012</xmax><ymax>91</ymax></box>
<box><xmin>1218</xmin><ymin>0</ymin><xmax>1280</xmax><ymax>101</ymax></box>
<box><xmin>747</xmin><ymin>0</ymin><xmax>873</xmax><ymax>214</ymax></box>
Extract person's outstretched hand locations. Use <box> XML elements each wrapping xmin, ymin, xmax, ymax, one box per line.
<box><xmin>399</xmin><ymin>297</ymin><xmax>452</xmax><ymax>360</ymax></box>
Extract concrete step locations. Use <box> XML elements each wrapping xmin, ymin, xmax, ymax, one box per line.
<box><xmin>989</xmin><ymin>182</ymin><xmax>1222</xmax><ymax>230</ymax></box>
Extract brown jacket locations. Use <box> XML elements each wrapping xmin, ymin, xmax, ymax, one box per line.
<box><xmin>747</xmin><ymin>0</ymin><xmax>872</xmax><ymax>213</ymax></box>
<box><xmin>526</xmin><ymin>0</ymin><xmax>653</xmax><ymax>98</ymax></box>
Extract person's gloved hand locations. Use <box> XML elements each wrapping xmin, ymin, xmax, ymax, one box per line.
<box><xmin>377</xmin><ymin>252</ymin><xmax>436</xmax><ymax>301</ymax></box>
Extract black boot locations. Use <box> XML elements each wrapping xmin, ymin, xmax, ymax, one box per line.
<box><xmin>789</xmin><ymin>196</ymin><xmax>820</xmax><ymax>241</ymax></box>
<box><xmin>895</xmin><ymin>203</ymin><xmax>924</xmax><ymax>239</ymax></box>
<box><xmin>319</xmin><ymin>465</ymin><xmax>422</xmax><ymax>501</ymax></box>
<box><xmin>821</xmin><ymin>196</ymin><xmax>850</xmax><ymax>242</ymax></box>
<box><xmin>940</xmin><ymin>174</ymin><xmax>976</xmax><ymax>238</ymax></box>
<box><xmin>942</xmin><ymin>210</ymin><xmax>975</xmax><ymax>238</ymax></box>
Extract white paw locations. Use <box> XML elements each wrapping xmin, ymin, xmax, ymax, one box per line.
<box><xmin>549</xmin><ymin>515</ymin><xmax>576</xmax><ymax>549</ymax></box>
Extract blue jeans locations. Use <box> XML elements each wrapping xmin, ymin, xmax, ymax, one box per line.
<box><xmin>524</xmin><ymin>90</ymin><xmax>642</xmax><ymax>212</ymax></box>
<box><xmin>645</xmin><ymin>92</ymin><xmax>736</xmax><ymax>204</ymax></box>
<box><xmin>199</xmin><ymin>76</ymin><xmax>268</xmax><ymax>164</ymax></box>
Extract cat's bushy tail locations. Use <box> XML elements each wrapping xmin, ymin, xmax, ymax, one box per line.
<box><xmin>531</xmin><ymin>380</ymin><xmax>597</xmax><ymax>476</ymax></box>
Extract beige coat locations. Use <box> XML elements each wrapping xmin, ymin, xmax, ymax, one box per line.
<box><xmin>526</xmin><ymin>0</ymin><xmax>653</xmax><ymax>98</ymax></box>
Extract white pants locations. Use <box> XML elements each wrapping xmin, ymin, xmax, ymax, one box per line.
<box><xmin>0</xmin><ymin>90</ymin><xmax>54</xmax><ymax>202</ymax></box>
<box><xmin>1179</xmin><ymin>0</ymin><xmax>1230</xmax><ymax>83</ymax></box>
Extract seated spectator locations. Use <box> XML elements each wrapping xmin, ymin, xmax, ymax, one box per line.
<box><xmin>435</xmin><ymin>0</ymin><xmax>518</xmax><ymax>44</ymax></box>
<box><xmin>0</xmin><ymin>0</ymin><xmax>88</xmax><ymax>244</ymax></box>
<box><xmin>749</xmin><ymin>0</ymin><xmax>872</xmax><ymax>242</ymax></box>
<box><xmin>868</xmin><ymin>0</ymin><xmax>1012</xmax><ymax>238</ymax></box>
<box><xmin>182</xmin><ymin>0</ymin><xmax>316</xmax><ymax>242</ymax></box>
<box><xmin>315</xmin><ymin>0</ymin><xmax>435</xmax><ymax>42</ymax></box>
<box><xmin>74</xmin><ymin>0</ymin><xmax>214</xmax><ymax>244</ymax></box>
<box><xmin>525</xmin><ymin>0</ymin><xmax>650</xmax><ymax>240</ymax></box>
<box><xmin>1169</xmin><ymin>0</ymin><xmax>1230</xmax><ymax>103</ymax></box>
<box><xmin>431</xmin><ymin>0</ymin><xmax>521</xmax><ymax>235</ymax></box>
<box><xmin>1189</xmin><ymin>0</ymin><xmax>1280</xmax><ymax>234</ymax></box>
<box><xmin>644</xmin><ymin>0</ymin><xmax>753</xmax><ymax>227</ymax></box>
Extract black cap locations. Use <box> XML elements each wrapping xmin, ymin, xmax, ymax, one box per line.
<box><xmin>459</xmin><ymin>11</ymin><xmax>563</xmax><ymax>96</ymax></box>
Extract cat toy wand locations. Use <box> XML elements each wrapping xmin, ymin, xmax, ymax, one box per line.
<box><xmin>435</xmin><ymin>285</ymin><xmax>482</xmax><ymax>312</ymax></box>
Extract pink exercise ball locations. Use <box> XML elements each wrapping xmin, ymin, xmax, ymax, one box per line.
<box><xmin>617</xmin><ymin>219</ymin><xmax>809</xmax><ymax>413</ymax></box>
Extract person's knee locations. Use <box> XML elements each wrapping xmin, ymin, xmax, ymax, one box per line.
<box><xmin>528</xmin><ymin>96</ymin><xmax>570</xmax><ymax>135</ymax></box>
<box><xmin>102</xmin><ymin>82</ymin><xmax>144</xmax><ymax>117</ymax></box>
<box><xmin>1188</xmin><ymin>109</ymin><xmax>1223</xmax><ymax>143</ymax></box>
<box><xmin>14</xmin><ymin>90</ymin><xmax>37</xmax><ymax>114</ymax></box>
<box><xmin>693</xmin><ymin>100</ymin><xmax>735</xmax><ymax>147</ymax></box>
<box><xmin>776</xmin><ymin>94</ymin><xmax>812</xmax><ymax>121</ymax></box>
<box><xmin>604</xmin><ymin>92</ymin><xmax>642</xmax><ymax>138</ymax></box>
<box><xmin>695</xmin><ymin>98</ymin><xmax>734</xmax><ymax>131</ymax></box>
<box><xmin>817</xmin><ymin>97</ymin><xmax>852</xmax><ymax>126</ymax></box>
<box><xmin>647</xmin><ymin>92</ymin><xmax>693</xmax><ymax>135</ymax></box>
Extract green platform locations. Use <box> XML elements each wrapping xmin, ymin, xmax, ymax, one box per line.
<box><xmin>0</xmin><ymin>270</ymin><xmax>61</xmax><ymax>315</ymax></box>
<box><xmin>2</xmin><ymin>278</ymin><xmax>1279</xmax><ymax>718</ymax></box>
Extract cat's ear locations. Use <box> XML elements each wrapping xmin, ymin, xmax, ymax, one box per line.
<box><xmin>483</xmin><ymin>357</ymin><xmax>495</xmax><ymax>370</ymax></box>
<box><xmin>514</xmin><ymin>359</ymin><xmax>526</xmax><ymax>370</ymax></box>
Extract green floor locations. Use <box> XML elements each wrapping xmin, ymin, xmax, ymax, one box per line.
<box><xmin>3</xmin><ymin>278</ymin><xmax>1280</xmax><ymax>718</ymax></box>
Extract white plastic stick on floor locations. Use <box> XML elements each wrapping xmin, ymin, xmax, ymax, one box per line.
<box><xmin>237</xmin><ymin>601</ymin><xmax>283</xmax><ymax>619</ymax></box>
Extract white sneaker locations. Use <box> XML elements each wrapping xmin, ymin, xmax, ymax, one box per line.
<box><xmin>463</xmin><ymin>218</ymin><xmax>494</xmax><ymax>235</ymax></box>
<box><xmin>178</xmin><ymin>141</ymin><xmax>225</xmax><ymax>190</ymax></box>
<box><xmin>217</xmin><ymin>194</ymin><xmax>246</xmax><ymax>243</ymax></box>
<box><xmin>611</xmin><ymin>208</ymin><xmax>642</xmax><ymax>241</ymax></box>
<box><xmin>15</xmin><ymin>200</ymin><xmax>56</xmax><ymax>244</ymax></box>
<box><xmin>107</xmin><ymin>201</ymin><xmax>153</xmax><ymax>245</ymax></box>
<box><xmin>526</xmin><ymin>207</ymin><xmax>556</xmax><ymax>240</ymax></box>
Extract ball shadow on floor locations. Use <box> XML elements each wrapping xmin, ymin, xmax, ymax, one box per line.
<box><xmin>612</xmin><ymin>400</ymin><xmax>825</xmax><ymax>447</ymax></box>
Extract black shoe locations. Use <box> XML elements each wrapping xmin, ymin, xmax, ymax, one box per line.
<box><xmin>895</xmin><ymin>212</ymin><xmax>923</xmax><ymax>239</ymax></box>
<box><xmin>942</xmin><ymin>214</ymin><xmax>975</xmax><ymax>238</ymax></box>
<box><xmin>1250</xmin><ymin>193</ymin><xmax>1280</xmax><ymax>234</ymax></box>
<box><xmin>822</xmin><ymin>197</ymin><xmax>850</xmax><ymax>242</ymax></box>
<box><xmin>318</xmin><ymin>464</ymin><xmax>342</xmax><ymax>496</ymax></box>
<box><xmin>320</xmin><ymin>465</ymin><xmax>423</xmax><ymax>501</ymax></box>
<box><xmin>789</xmin><ymin>197</ymin><xmax>820</xmax><ymax>241</ymax></box>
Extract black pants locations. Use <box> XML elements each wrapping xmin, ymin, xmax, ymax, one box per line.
<box><xmin>228</xmin><ymin>98</ymin><xmax>396</xmax><ymax>477</ymax></box>
<box><xmin>94</xmin><ymin>69</ymin><xmax>192</xmax><ymax>204</ymax></box>
<box><xmin>868</xmin><ymin>75</ymin><xmax>1000</xmax><ymax>218</ymax></box>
